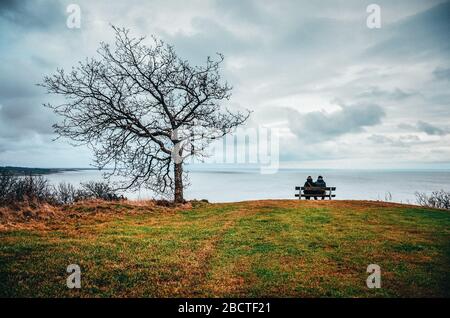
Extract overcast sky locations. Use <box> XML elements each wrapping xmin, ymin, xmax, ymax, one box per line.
<box><xmin>0</xmin><ymin>0</ymin><xmax>449</xmax><ymax>169</ymax></box>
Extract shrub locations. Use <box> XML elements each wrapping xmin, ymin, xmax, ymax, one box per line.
<box><xmin>0</xmin><ymin>173</ymin><xmax>18</xmax><ymax>205</ymax></box>
<box><xmin>415</xmin><ymin>190</ymin><xmax>450</xmax><ymax>210</ymax></box>
<box><xmin>79</xmin><ymin>181</ymin><xmax>123</xmax><ymax>201</ymax></box>
<box><xmin>54</xmin><ymin>182</ymin><xmax>78</xmax><ymax>205</ymax></box>
<box><xmin>0</xmin><ymin>174</ymin><xmax>125</xmax><ymax>207</ymax></box>
<box><xmin>0</xmin><ymin>174</ymin><xmax>55</xmax><ymax>205</ymax></box>
<box><xmin>14</xmin><ymin>175</ymin><xmax>55</xmax><ymax>204</ymax></box>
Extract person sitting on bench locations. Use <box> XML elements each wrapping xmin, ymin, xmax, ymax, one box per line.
<box><xmin>315</xmin><ymin>176</ymin><xmax>327</xmax><ymax>200</ymax></box>
<box><xmin>304</xmin><ymin>176</ymin><xmax>315</xmax><ymax>200</ymax></box>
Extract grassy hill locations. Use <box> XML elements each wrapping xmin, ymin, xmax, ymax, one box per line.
<box><xmin>0</xmin><ymin>200</ymin><xmax>449</xmax><ymax>297</ymax></box>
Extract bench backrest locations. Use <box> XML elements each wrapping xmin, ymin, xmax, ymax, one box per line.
<box><xmin>295</xmin><ymin>186</ymin><xmax>336</xmax><ymax>191</ymax></box>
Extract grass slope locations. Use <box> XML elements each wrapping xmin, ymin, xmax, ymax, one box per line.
<box><xmin>0</xmin><ymin>200</ymin><xmax>449</xmax><ymax>297</ymax></box>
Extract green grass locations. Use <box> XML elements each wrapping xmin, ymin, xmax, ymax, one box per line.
<box><xmin>1</xmin><ymin>200</ymin><xmax>449</xmax><ymax>297</ymax></box>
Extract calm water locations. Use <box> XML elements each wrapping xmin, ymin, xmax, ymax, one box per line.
<box><xmin>44</xmin><ymin>168</ymin><xmax>450</xmax><ymax>204</ymax></box>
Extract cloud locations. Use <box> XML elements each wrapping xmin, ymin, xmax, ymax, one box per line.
<box><xmin>287</xmin><ymin>103</ymin><xmax>385</xmax><ymax>142</ymax></box>
<box><xmin>368</xmin><ymin>134</ymin><xmax>422</xmax><ymax>147</ymax></box>
<box><xmin>357</xmin><ymin>87</ymin><xmax>416</xmax><ymax>100</ymax></box>
<box><xmin>398</xmin><ymin>121</ymin><xmax>449</xmax><ymax>136</ymax></box>
<box><xmin>0</xmin><ymin>0</ymin><xmax>64</xmax><ymax>30</ymax></box>
<box><xmin>416</xmin><ymin>121</ymin><xmax>448</xmax><ymax>136</ymax></box>
<box><xmin>362</xmin><ymin>1</ymin><xmax>450</xmax><ymax>61</ymax></box>
<box><xmin>433</xmin><ymin>67</ymin><xmax>450</xmax><ymax>81</ymax></box>
<box><xmin>1</xmin><ymin>0</ymin><xmax>450</xmax><ymax>167</ymax></box>
<box><xmin>213</xmin><ymin>0</ymin><xmax>266</xmax><ymax>24</ymax></box>
<box><xmin>161</xmin><ymin>17</ymin><xmax>256</xmax><ymax>65</ymax></box>
<box><xmin>0</xmin><ymin>99</ymin><xmax>55</xmax><ymax>140</ymax></box>
<box><xmin>0</xmin><ymin>63</ymin><xmax>41</xmax><ymax>99</ymax></box>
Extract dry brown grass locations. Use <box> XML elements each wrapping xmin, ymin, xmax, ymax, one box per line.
<box><xmin>0</xmin><ymin>199</ymin><xmax>193</xmax><ymax>231</ymax></box>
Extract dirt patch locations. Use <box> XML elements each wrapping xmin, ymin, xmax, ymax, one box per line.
<box><xmin>174</xmin><ymin>208</ymin><xmax>258</xmax><ymax>296</ymax></box>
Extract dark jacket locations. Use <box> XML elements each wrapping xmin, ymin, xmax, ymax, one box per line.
<box><xmin>304</xmin><ymin>180</ymin><xmax>315</xmax><ymax>196</ymax></box>
<box><xmin>315</xmin><ymin>179</ymin><xmax>326</xmax><ymax>188</ymax></box>
<box><xmin>304</xmin><ymin>181</ymin><xmax>315</xmax><ymax>188</ymax></box>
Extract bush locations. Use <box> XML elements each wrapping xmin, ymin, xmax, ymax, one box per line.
<box><xmin>54</xmin><ymin>182</ymin><xmax>78</xmax><ymax>205</ymax></box>
<box><xmin>0</xmin><ymin>173</ymin><xmax>18</xmax><ymax>205</ymax></box>
<box><xmin>0</xmin><ymin>173</ymin><xmax>125</xmax><ymax>207</ymax></box>
<box><xmin>15</xmin><ymin>175</ymin><xmax>55</xmax><ymax>204</ymax></box>
<box><xmin>0</xmin><ymin>174</ymin><xmax>55</xmax><ymax>205</ymax></box>
<box><xmin>415</xmin><ymin>190</ymin><xmax>450</xmax><ymax>210</ymax></box>
<box><xmin>79</xmin><ymin>181</ymin><xmax>123</xmax><ymax>201</ymax></box>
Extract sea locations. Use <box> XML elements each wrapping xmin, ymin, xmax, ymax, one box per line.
<box><xmin>44</xmin><ymin>167</ymin><xmax>450</xmax><ymax>204</ymax></box>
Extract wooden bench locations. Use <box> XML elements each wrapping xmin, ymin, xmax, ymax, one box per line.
<box><xmin>295</xmin><ymin>186</ymin><xmax>336</xmax><ymax>200</ymax></box>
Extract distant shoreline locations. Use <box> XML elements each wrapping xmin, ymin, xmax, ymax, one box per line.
<box><xmin>0</xmin><ymin>166</ymin><xmax>97</xmax><ymax>176</ymax></box>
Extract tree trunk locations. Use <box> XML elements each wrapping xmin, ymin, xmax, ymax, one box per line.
<box><xmin>174</xmin><ymin>162</ymin><xmax>184</xmax><ymax>203</ymax></box>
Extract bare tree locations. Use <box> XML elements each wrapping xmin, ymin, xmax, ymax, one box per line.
<box><xmin>40</xmin><ymin>26</ymin><xmax>250</xmax><ymax>203</ymax></box>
